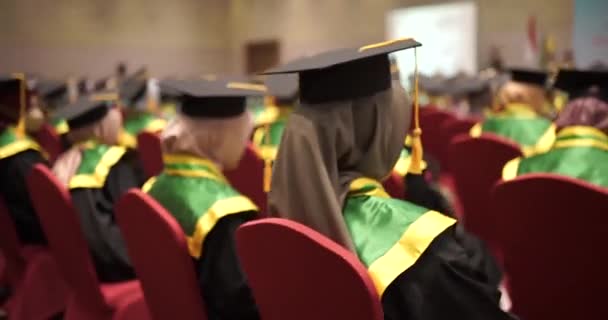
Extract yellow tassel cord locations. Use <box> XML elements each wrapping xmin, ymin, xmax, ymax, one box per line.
<box><xmin>263</xmin><ymin>122</ymin><xmax>272</xmax><ymax>193</ymax></box>
<box><xmin>12</xmin><ymin>73</ymin><xmax>26</xmax><ymax>138</ymax></box>
<box><xmin>408</xmin><ymin>48</ymin><xmax>423</xmax><ymax>175</ymax></box>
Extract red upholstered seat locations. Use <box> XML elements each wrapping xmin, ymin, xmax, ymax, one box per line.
<box><xmin>440</xmin><ymin>117</ymin><xmax>477</xmax><ymax>172</ymax></box>
<box><xmin>0</xmin><ymin>196</ymin><xmax>68</xmax><ymax>320</ymax></box>
<box><xmin>137</xmin><ymin>131</ymin><xmax>164</xmax><ymax>179</ymax></box>
<box><xmin>447</xmin><ymin>134</ymin><xmax>522</xmax><ymax>248</ymax></box>
<box><xmin>27</xmin><ymin>165</ymin><xmax>148</xmax><ymax>320</ymax></box>
<box><xmin>491</xmin><ymin>174</ymin><xmax>608</xmax><ymax>320</ymax></box>
<box><xmin>224</xmin><ymin>143</ymin><xmax>267</xmax><ymax>215</ymax></box>
<box><xmin>116</xmin><ymin>190</ymin><xmax>207</xmax><ymax>320</ymax></box>
<box><xmin>382</xmin><ymin>172</ymin><xmax>404</xmax><ymax>199</ymax></box>
<box><xmin>34</xmin><ymin>124</ymin><xmax>63</xmax><ymax>165</ymax></box>
<box><xmin>236</xmin><ymin>218</ymin><xmax>383</xmax><ymax>320</ymax></box>
<box><xmin>419</xmin><ymin>109</ymin><xmax>456</xmax><ymax>169</ymax></box>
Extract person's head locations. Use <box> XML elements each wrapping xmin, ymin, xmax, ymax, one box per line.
<box><xmin>267</xmin><ymin>39</ymin><xmax>419</xmax><ymax>249</ymax></box>
<box><xmin>497</xmin><ymin>69</ymin><xmax>548</xmax><ymax>112</ymax></box>
<box><xmin>159</xmin><ymin>79</ymin><xmax>265</xmax><ymax>170</ymax></box>
<box><xmin>555</xmin><ymin>96</ymin><xmax>608</xmax><ymax>134</ymax></box>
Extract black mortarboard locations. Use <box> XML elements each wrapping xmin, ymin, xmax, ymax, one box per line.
<box><xmin>36</xmin><ymin>79</ymin><xmax>68</xmax><ymax>108</ymax></box>
<box><xmin>553</xmin><ymin>69</ymin><xmax>608</xmax><ymax>101</ymax></box>
<box><xmin>265</xmin><ymin>74</ymin><xmax>299</xmax><ymax>105</ymax></box>
<box><xmin>262</xmin><ymin>38</ymin><xmax>421</xmax><ymax>104</ymax></box>
<box><xmin>55</xmin><ymin>91</ymin><xmax>118</xmax><ymax>129</ymax></box>
<box><xmin>509</xmin><ymin>68</ymin><xmax>548</xmax><ymax>87</ymax></box>
<box><xmin>0</xmin><ymin>76</ymin><xmax>22</xmax><ymax>123</ymax></box>
<box><xmin>119</xmin><ymin>78</ymin><xmax>147</xmax><ymax>107</ymax></box>
<box><xmin>161</xmin><ymin>79</ymin><xmax>267</xmax><ymax>118</ymax></box>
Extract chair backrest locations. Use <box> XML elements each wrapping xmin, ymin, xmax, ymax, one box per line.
<box><xmin>116</xmin><ymin>190</ymin><xmax>207</xmax><ymax>320</ymax></box>
<box><xmin>382</xmin><ymin>172</ymin><xmax>405</xmax><ymax>199</ymax></box>
<box><xmin>491</xmin><ymin>174</ymin><xmax>608</xmax><ymax>320</ymax></box>
<box><xmin>137</xmin><ymin>131</ymin><xmax>164</xmax><ymax>179</ymax></box>
<box><xmin>447</xmin><ymin>133</ymin><xmax>522</xmax><ymax>244</ymax></box>
<box><xmin>419</xmin><ymin>109</ymin><xmax>456</xmax><ymax>169</ymax></box>
<box><xmin>34</xmin><ymin>124</ymin><xmax>63</xmax><ymax>164</ymax></box>
<box><xmin>441</xmin><ymin>117</ymin><xmax>478</xmax><ymax>172</ymax></box>
<box><xmin>236</xmin><ymin>218</ymin><xmax>383</xmax><ymax>320</ymax></box>
<box><xmin>224</xmin><ymin>143</ymin><xmax>267</xmax><ymax>215</ymax></box>
<box><xmin>0</xmin><ymin>196</ymin><xmax>25</xmax><ymax>286</ymax></box>
<box><xmin>26</xmin><ymin>164</ymin><xmax>108</xmax><ymax>312</ymax></box>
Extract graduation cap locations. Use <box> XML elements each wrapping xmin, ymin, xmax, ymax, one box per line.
<box><xmin>161</xmin><ymin>79</ymin><xmax>267</xmax><ymax>118</ymax></box>
<box><xmin>54</xmin><ymin>91</ymin><xmax>119</xmax><ymax>130</ymax></box>
<box><xmin>509</xmin><ymin>68</ymin><xmax>548</xmax><ymax>87</ymax></box>
<box><xmin>36</xmin><ymin>79</ymin><xmax>68</xmax><ymax>109</ymax></box>
<box><xmin>553</xmin><ymin>69</ymin><xmax>608</xmax><ymax>101</ymax></box>
<box><xmin>119</xmin><ymin>78</ymin><xmax>147</xmax><ymax>108</ymax></box>
<box><xmin>262</xmin><ymin>38</ymin><xmax>421</xmax><ymax>104</ymax></box>
<box><xmin>264</xmin><ymin>74</ymin><xmax>299</xmax><ymax>106</ymax></box>
<box><xmin>0</xmin><ymin>74</ymin><xmax>30</xmax><ymax>134</ymax></box>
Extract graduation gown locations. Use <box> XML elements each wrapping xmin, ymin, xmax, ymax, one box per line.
<box><xmin>145</xmin><ymin>154</ymin><xmax>260</xmax><ymax>320</ymax></box>
<box><xmin>0</xmin><ymin>127</ymin><xmax>47</xmax><ymax>245</ymax></box>
<box><xmin>69</xmin><ymin>143</ymin><xmax>145</xmax><ymax>282</ymax></box>
<box><xmin>344</xmin><ymin>178</ymin><xmax>515</xmax><ymax>320</ymax></box>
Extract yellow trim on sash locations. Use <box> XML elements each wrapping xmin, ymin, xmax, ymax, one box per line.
<box><xmin>254</xmin><ymin>106</ymin><xmax>279</xmax><ymax>127</ymax></box>
<box><xmin>117</xmin><ymin>130</ymin><xmax>137</xmax><ymax>148</ymax></box>
<box><xmin>187</xmin><ymin>196</ymin><xmax>258</xmax><ymax>258</ymax></box>
<box><xmin>144</xmin><ymin>118</ymin><xmax>167</xmax><ymax>133</ymax></box>
<box><xmin>502</xmin><ymin>157</ymin><xmax>521</xmax><ymax>181</ymax></box>
<box><xmin>469</xmin><ymin>123</ymin><xmax>482</xmax><ymax>138</ymax></box>
<box><xmin>69</xmin><ymin>146</ymin><xmax>127</xmax><ymax>189</ymax></box>
<box><xmin>558</xmin><ymin>126</ymin><xmax>608</xmax><ymax>141</ymax></box>
<box><xmin>163</xmin><ymin>169</ymin><xmax>227</xmax><ymax>183</ymax></box>
<box><xmin>553</xmin><ymin>139</ymin><xmax>608</xmax><ymax>151</ymax></box>
<box><xmin>163</xmin><ymin>154</ymin><xmax>223</xmax><ymax>175</ymax></box>
<box><xmin>522</xmin><ymin>124</ymin><xmax>556</xmax><ymax>156</ymax></box>
<box><xmin>0</xmin><ymin>139</ymin><xmax>41</xmax><ymax>160</ymax></box>
<box><xmin>368</xmin><ymin>210</ymin><xmax>456</xmax><ymax>296</ymax></box>
<box><xmin>141</xmin><ymin>177</ymin><xmax>157</xmax><ymax>193</ymax></box>
<box><xmin>349</xmin><ymin>177</ymin><xmax>391</xmax><ymax>198</ymax></box>
<box><xmin>256</xmin><ymin>145</ymin><xmax>277</xmax><ymax>161</ymax></box>
<box><xmin>55</xmin><ymin>121</ymin><xmax>69</xmax><ymax>135</ymax></box>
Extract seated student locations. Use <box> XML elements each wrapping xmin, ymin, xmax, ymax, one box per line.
<box><xmin>0</xmin><ymin>75</ymin><xmax>47</xmax><ymax>245</ymax></box>
<box><xmin>503</xmin><ymin>69</ymin><xmax>608</xmax><ymax>188</ymax></box>
<box><xmin>52</xmin><ymin>92</ymin><xmax>145</xmax><ymax>282</ymax></box>
<box><xmin>470</xmin><ymin>69</ymin><xmax>556</xmax><ymax>155</ymax></box>
<box><xmin>116</xmin><ymin>70</ymin><xmax>167</xmax><ymax>148</ymax></box>
<box><xmin>35</xmin><ymin>79</ymin><xmax>74</xmax><ymax>149</ymax></box>
<box><xmin>267</xmin><ymin>39</ymin><xmax>514</xmax><ymax>320</ymax></box>
<box><xmin>144</xmin><ymin>79</ymin><xmax>262</xmax><ymax>320</ymax></box>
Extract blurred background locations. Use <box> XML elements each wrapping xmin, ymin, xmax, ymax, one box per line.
<box><xmin>1</xmin><ymin>0</ymin><xmax>606</xmax><ymax>79</ymax></box>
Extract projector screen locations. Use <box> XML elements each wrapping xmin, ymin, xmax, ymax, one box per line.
<box><xmin>386</xmin><ymin>2</ymin><xmax>478</xmax><ymax>86</ymax></box>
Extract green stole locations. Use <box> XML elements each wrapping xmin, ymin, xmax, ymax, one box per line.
<box><xmin>392</xmin><ymin>135</ymin><xmax>427</xmax><ymax>177</ymax></box>
<box><xmin>52</xmin><ymin>118</ymin><xmax>69</xmax><ymax>135</ymax></box>
<box><xmin>68</xmin><ymin>141</ymin><xmax>127</xmax><ymax>189</ymax></box>
<box><xmin>470</xmin><ymin>103</ymin><xmax>556</xmax><ymax>156</ymax></box>
<box><xmin>0</xmin><ymin>126</ymin><xmax>42</xmax><ymax>160</ymax></box>
<box><xmin>144</xmin><ymin>154</ymin><xmax>258</xmax><ymax>258</ymax></box>
<box><xmin>503</xmin><ymin>126</ymin><xmax>608</xmax><ymax>188</ymax></box>
<box><xmin>252</xmin><ymin>105</ymin><xmax>292</xmax><ymax>161</ymax></box>
<box><xmin>118</xmin><ymin>112</ymin><xmax>167</xmax><ymax>148</ymax></box>
<box><xmin>344</xmin><ymin>177</ymin><xmax>456</xmax><ymax>296</ymax></box>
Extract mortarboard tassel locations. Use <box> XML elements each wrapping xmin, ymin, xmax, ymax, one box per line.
<box><xmin>13</xmin><ymin>73</ymin><xmax>27</xmax><ymax>138</ymax></box>
<box><xmin>262</xmin><ymin>98</ymin><xmax>274</xmax><ymax>193</ymax></box>
<box><xmin>408</xmin><ymin>48</ymin><xmax>424</xmax><ymax>175</ymax></box>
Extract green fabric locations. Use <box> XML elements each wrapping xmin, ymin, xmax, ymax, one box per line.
<box><xmin>146</xmin><ymin>160</ymin><xmax>245</xmax><ymax>236</ymax></box>
<box><xmin>343</xmin><ymin>180</ymin><xmax>429</xmax><ymax>267</ymax></box>
<box><xmin>123</xmin><ymin>113</ymin><xmax>159</xmax><ymax>135</ymax></box>
<box><xmin>51</xmin><ymin>118</ymin><xmax>67</xmax><ymax>129</ymax></box>
<box><xmin>249</xmin><ymin>104</ymin><xmax>267</xmax><ymax>126</ymax></box>
<box><xmin>0</xmin><ymin>126</ymin><xmax>22</xmax><ymax>147</ymax></box>
<box><xmin>256</xmin><ymin>120</ymin><xmax>287</xmax><ymax>148</ymax></box>
<box><xmin>517</xmin><ymin>130</ymin><xmax>608</xmax><ymax>188</ymax></box>
<box><xmin>75</xmin><ymin>143</ymin><xmax>113</xmax><ymax>175</ymax></box>
<box><xmin>481</xmin><ymin>117</ymin><xmax>552</xmax><ymax>147</ymax></box>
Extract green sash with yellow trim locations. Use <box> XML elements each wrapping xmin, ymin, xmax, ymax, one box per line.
<box><xmin>470</xmin><ymin>103</ymin><xmax>555</xmax><ymax>155</ymax></box>
<box><xmin>344</xmin><ymin>178</ymin><xmax>456</xmax><ymax>296</ymax></box>
<box><xmin>503</xmin><ymin>126</ymin><xmax>608</xmax><ymax>188</ymax></box>
<box><xmin>252</xmin><ymin>106</ymin><xmax>292</xmax><ymax>161</ymax></box>
<box><xmin>118</xmin><ymin>113</ymin><xmax>167</xmax><ymax>148</ymax></box>
<box><xmin>144</xmin><ymin>154</ymin><xmax>258</xmax><ymax>259</ymax></box>
<box><xmin>52</xmin><ymin>118</ymin><xmax>69</xmax><ymax>135</ymax></box>
<box><xmin>69</xmin><ymin>142</ymin><xmax>127</xmax><ymax>189</ymax></box>
<box><xmin>0</xmin><ymin>126</ymin><xmax>42</xmax><ymax>160</ymax></box>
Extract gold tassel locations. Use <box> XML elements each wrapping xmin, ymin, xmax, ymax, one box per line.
<box><xmin>408</xmin><ymin>48</ymin><xmax>424</xmax><ymax>175</ymax></box>
<box><xmin>12</xmin><ymin>73</ymin><xmax>26</xmax><ymax>138</ymax></box>
<box><xmin>263</xmin><ymin>123</ymin><xmax>272</xmax><ymax>192</ymax></box>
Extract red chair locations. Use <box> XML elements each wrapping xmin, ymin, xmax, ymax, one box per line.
<box><xmin>419</xmin><ymin>109</ymin><xmax>456</xmax><ymax>169</ymax></box>
<box><xmin>441</xmin><ymin>118</ymin><xmax>477</xmax><ymax>170</ymax></box>
<box><xmin>0</xmin><ymin>197</ymin><xmax>68</xmax><ymax>320</ymax></box>
<box><xmin>447</xmin><ymin>134</ymin><xmax>522</xmax><ymax>246</ymax></box>
<box><xmin>116</xmin><ymin>190</ymin><xmax>207</xmax><ymax>320</ymax></box>
<box><xmin>236</xmin><ymin>218</ymin><xmax>383</xmax><ymax>320</ymax></box>
<box><xmin>224</xmin><ymin>143</ymin><xmax>267</xmax><ymax>215</ymax></box>
<box><xmin>136</xmin><ymin>132</ymin><xmax>164</xmax><ymax>179</ymax></box>
<box><xmin>34</xmin><ymin>124</ymin><xmax>63</xmax><ymax>165</ymax></box>
<box><xmin>382</xmin><ymin>172</ymin><xmax>404</xmax><ymax>199</ymax></box>
<box><xmin>491</xmin><ymin>174</ymin><xmax>608</xmax><ymax>320</ymax></box>
<box><xmin>27</xmin><ymin>165</ymin><xmax>147</xmax><ymax>320</ymax></box>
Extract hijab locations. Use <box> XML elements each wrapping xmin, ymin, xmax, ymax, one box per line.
<box><xmin>160</xmin><ymin>111</ymin><xmax>253</xmax><ymax>170</ymax></box>
<box><xmin>52</xmin><ymin>108</ymin><xmax>122</xmax><ymax>186</ymax></box>
<box><xmin>269</xmin><ymin>81</ymin><xmax>411</xmax><ymax>251</ymax></box>
<box><xmin>555</xmin><ymin>96</ymin><xmax>608</xmax><ymax>134</ymax></box>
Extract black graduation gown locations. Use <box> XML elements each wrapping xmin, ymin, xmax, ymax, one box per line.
<box><xmin>0</xmin><ymin>149</ymin><xmax>47</xmax><ymax>245</ymax></box>
<box><xmin>405</xmin><ymin>173</ymin><xmax>454</xmax><ymax>217</ymax></box>
<box><xmin>197</xmin><ymin>212</ymin><xmax>260</xmax><ymax>320</ymax></box>
<box><xmin>70</xmin><ymin>150</ymin><xmax>145</xmax><ymax>282</ymax></box>
<box><xmin>382</xmin><ymin>224</ymin><xmax>517</xmax><ymax>320</ymax></box>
